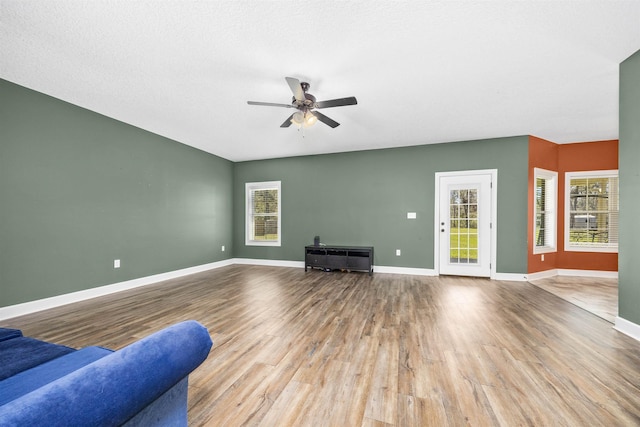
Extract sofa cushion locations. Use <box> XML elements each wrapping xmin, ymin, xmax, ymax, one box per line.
<box><xmin>0</xmin><ymin>346</ymin><xmax>113</xmax><ymax>406</ymax></box>
<box><xmin>0</xmin><ymin>337</ymin><xmax>75</xmax><ymax>380</ymax></box>
<box><xmin>0</xmin><ymin>328</ymin><xmax>22</xmax><ymax>342</ymax></box>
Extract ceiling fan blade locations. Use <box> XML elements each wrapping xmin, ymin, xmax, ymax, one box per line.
<box><xmin>315</xmin><ymin>97</ymin><xmax>358</xmax><ymax>109</ymax></box>
<box><xmin>312</xmin><ymin>111</ymin><xmax>340</xmax><ymax>128</ymax></box>
<box><xmin>247</xmin><ymin>101</ymin><xmax>293</xmax><ymax>108</ymax></box>
<box><xmin>285</xmin><ymin>77</ymin><xmax>306</xmax><ymax>102</ymax></box>
<box><xmin>280</xmin><ymin>114</ymin><xmax>295</xmax><ymax>128</ymax></box>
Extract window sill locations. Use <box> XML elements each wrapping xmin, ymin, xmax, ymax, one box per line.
<box><xmin>533</xmin><ymin>247</ymin><xmax>556</xmax><ymax>255</ymax></box>
<box><xmin>245</xmin><ymin>241</ymin><xmax>281</xmax><ymax>247</ymax></box>
<box><xmin>564</xmin><ymin>245</ymin><xmax>618</xmax><ymax>253</ymax></box>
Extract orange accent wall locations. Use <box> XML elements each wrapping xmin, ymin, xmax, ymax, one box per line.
<box><xmin>558</xmin><ymin>140</ymin><xmax>618</xmax><ymax>172</ymax></box>
<box><xmin>528</xmin><ymin>138</ymin><xmax>618</xmax><ymax>274</ymax></box>
<box><xmin>528</xmin><ymin>136</ymin><xmax>559</xmax><ymax>273</ymax></box>
<box><xmin>557</xmin><ymin>140</ymin><xmax>618</xmax><ymax>272</ymax></box>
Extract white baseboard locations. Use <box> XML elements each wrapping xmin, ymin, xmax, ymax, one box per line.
<box><xmin>557</xmin><ymin>269</ymin><xmax>618</xmax><ymax>279</ymax></box>
<box><xmin>0</xmin><ymin>259</ymin><xmax>234</xmax><ymax>321</ymax></box>
<box><xmin>234</xmin><ymin>259</ymin><xmax>438</xmax><ymax>276</ymax></box>
<box><xmin>494</xmin><ymin>273</ymin><xmax>528</xmax><ymax>282</ymax></box>
<box><xmin>374</xmin><ymin>266</ymin><xmax>436</xmax><ymax>276</ymax></box>
<box><xmin>232</xmin><ymin>258</ymin><xmax>305</xmax><ymax>269</ymax></box>
<box><xmin>527</xmin><ymin>268</ymin><xmax>618</xmax><ymax>281</ymax></box>
<box><xmin>0</xmin><ymin>258</ymin><xmax>621</xmax><ymax>323</ymax></box>
<box><xmin>526</xmin><ymin>269</ymin><xmax>559</xmax><ymax>281</ymax></box>
<box><xmin>614</xmin><ymin>316</ymin><xmax>640</xmax><ymax>342</ymax></box>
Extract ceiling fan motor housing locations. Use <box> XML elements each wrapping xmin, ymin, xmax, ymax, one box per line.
<box><xmin>292</xmin><ymin>92</ymin><xmax>316</xmax><ymax>110</ymax></box>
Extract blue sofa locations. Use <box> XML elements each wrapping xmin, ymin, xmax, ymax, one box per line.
<box><xmin>0</xmin><ymin>320</ymin><xmax>213</xmax><ymax>426</ymax></box>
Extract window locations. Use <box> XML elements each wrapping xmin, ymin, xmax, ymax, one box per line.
<box><xmin>246</xmin><ymin>181</ymin><xmax>281</xmax><ymax>246</ymax></box>
<box><xmin>565</xmin><ymin>170</ymin><xmax>618</xmax><ymax>252</ymax></box>
<box><xmin>534</xmin><ymin>168</ymin><xmax>557</xmax><ymax>254</ymax></box>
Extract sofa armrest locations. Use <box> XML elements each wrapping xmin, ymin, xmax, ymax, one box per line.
<box><xmin>0</xmin><ymin>328</ymin><xmax>22</xmax><ymax>342</ymax></box>
<box><xmin>0</xmin><ymin>320</ymin><xmax>212</xmax><ymax>427</ymax></box>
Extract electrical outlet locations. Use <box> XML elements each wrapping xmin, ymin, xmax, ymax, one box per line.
<box><xmin>407</xmin><ymin>212</ymin><xmax>417</xmax><ymax>219</ymax></box>
<box><xmin>541</xmin><ymin>254</ymin><xmax>544</xmax><ymax>262</ymax></box>
<box><xmin>396</xmin><ymin>249</ymin><xmax>401</xmax><ymax>256</ymax></box>
<box><xmin>114</xmin><ymin>259</ymin><xmax>121</xmax><ymax>269</ymax></box>
<box><xmin>221</xmin><ymin>245</ymin><xmax>225</xmax><ymax>252</ymax></box>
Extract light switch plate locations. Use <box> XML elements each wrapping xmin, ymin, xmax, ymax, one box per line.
<box><xmin>407</xmin><ymin>212</ymin><xmax>417</xmax><ymax>219</ymax></box>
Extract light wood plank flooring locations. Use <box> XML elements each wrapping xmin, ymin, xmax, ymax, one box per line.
<box><xmin>529</xmin><ymin>276</ymin><xmax>618</xmax><ymax>323</ymax></box>
<box><xmin>4</xmin><ymin>265</ymin><xmax>640</xmax><ymax>426</ymax></box>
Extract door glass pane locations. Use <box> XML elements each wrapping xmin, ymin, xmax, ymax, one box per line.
<box><xmin>450</xmin><ymin>234</ymin><xmax>458</xmax><ymax>262</ymax></box>
<box><xmin>449</xmin><ymin>187</ymin><xmax>479</xmax><ymax>264</ymax></box>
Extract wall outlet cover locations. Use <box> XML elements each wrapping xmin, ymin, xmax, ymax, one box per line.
<box><xmin>407</xmin><ymin>212</ymin><xmax>417</xmax><ymax>219</ymax></box>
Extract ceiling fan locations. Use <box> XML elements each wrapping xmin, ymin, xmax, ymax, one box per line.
<box><xmin>247</xmin><ymin>77</ymin><xmax>357</xmax><ymax>128</ymax></box>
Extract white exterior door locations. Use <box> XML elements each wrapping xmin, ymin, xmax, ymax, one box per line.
<box><xmin>436</xmin><ymin>171</ymin><xmax>495</xmax><ymax>277</ymax></box>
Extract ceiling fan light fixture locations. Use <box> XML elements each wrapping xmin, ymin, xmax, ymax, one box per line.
<box><xmin>291</xmin><ymin>111</ymin><xmax>305</xmax><ymax>125</ymax></box>
<box><xmin>304</xmin><ymin>112</ymin><xmax>318</xmax><ymax>127</ymax></box>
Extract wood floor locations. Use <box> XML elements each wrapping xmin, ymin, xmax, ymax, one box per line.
<box><xmin>529</xmin><ymin>276</ymin><xmax>618</xmax><ymax>323</ymax></box>
<box><xmin>4</xmin><ymin>265</ymin><xmax>640</xmax><ymax>426</ymax></box>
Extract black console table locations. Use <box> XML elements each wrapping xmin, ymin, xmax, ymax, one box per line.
<box><xmin>305</xmin><ymin>245</ymin><xmax>374</xmax><ymax>276</ymax></box>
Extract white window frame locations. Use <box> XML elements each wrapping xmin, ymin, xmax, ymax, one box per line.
<box><xmin>245</xmin><ymin>181</ymin><xmax>281</xmax><ymax>247</ymax></box>
<box><xmin>533</xmin><ymin>168</ymin><xmax>558</xmax><ymax>254</ymax></box>
<box><xmin>564</xmin><ymin>170</ymin><xmax>618</xmax><ymax>253</ymax></box>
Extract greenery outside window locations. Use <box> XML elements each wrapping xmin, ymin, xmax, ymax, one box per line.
<box><xmin>534</xmin><ymin>168</ymin><xmax>557</xmax><ymax>254</ymax></box>
<box><xmin>246</xmin><ymin>181</ymin><xmax>281</xmax><ymax>246</ymax></box>
<box><xmin>565</xmin><ymin>170</ymin><xmax>618</xmax><ymax>252</ymax></box>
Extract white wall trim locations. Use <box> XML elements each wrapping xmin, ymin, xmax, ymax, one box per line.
<box><xmin>0</xmin><ymin>259</ymin><xmax>438</xmax><ymax>321</ymax></box>
<box><xmin>233</xmin><ymin>259</ymin><xmax>439</xmax><ymax>276</ymax></box>
<box><xmin>526</xmin><ymin>268</ymin><xmax>618</xmax><ymax>281</ymax></box>
<box><xmin>557</xmin><ymin>269</ymin><xmax>618</xmax><ymax>279</ymax></box>
<box><xmin>0</xmin><ymin>259</ymin><xmax>234</xmax><ymax>321</ymax></box>
<box><xmin>0</xmin><ymin>258</ymin><xmax>621</xmax><ymax>322</ymax></box>
<box><xmin>526</xmin><ymin>269</ymin><xmax>560</xmax><ymax>281</ymax></box>
<box><xmin>374</xmin><ymin>266</ymin><xmax>436</xmax><ymax>276</ymax></box>
<box><xmin>494</xmin><ymin>273</ymin><xmax>528</xmax><ymax>282</ymax></box>
<box><xmin>614</xmin><ymin>317</ymin><xmax>640</xmax><ymax>342</ymax></box>
<box><xmin>232</xmin><ymin>258</ymin><xmax>305</xmax><ymax>268</ymax></box>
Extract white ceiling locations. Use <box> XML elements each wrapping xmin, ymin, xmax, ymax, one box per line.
<box><xmin>2</xmin><ymin>1</ymin><xmax>640</xmax><ymax>162</ymax></box>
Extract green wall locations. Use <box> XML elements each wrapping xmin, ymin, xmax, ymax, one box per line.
<box><xmin>233</xmin><ymin>137</ymin><xmax>529</xmax><ymax>273</ymax></box>
<box><xmin>0</xmin><ymin>77</ymin><xmax>532</xmax><ymax>310</ymax></box>
<box><xmin>0</xmin><ymin>79</ymin><xmax>234</xmax><ymax>307</ymax></box>
<box><xmin>619</xmin><ymin>48</ymin><xmax>640</xmax><ymax>325</ymax></box>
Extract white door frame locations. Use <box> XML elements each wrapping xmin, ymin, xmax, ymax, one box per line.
<box><xmin>434</xmin><ymin>169</ymin><xmax>498</xmax><ymax>278</ymax></box>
